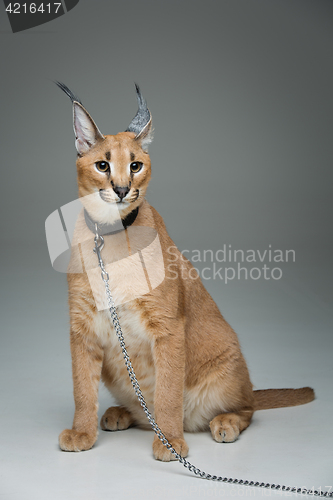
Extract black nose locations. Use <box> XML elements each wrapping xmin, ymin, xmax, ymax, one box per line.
<box><xmin>113</xmin><ymin>185</ymin><xmax>130</xmax><ymax>201</ymax></box>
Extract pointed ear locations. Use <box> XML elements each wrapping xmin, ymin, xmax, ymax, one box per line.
<box><xmin>73</xmin><ymin>102</ymin><xmax>104</xmax><ymax>155</ymax></box>
<box><xmin>135</xmin><ymin>116</ymin><xmax>154</xmax><ymax>151</ymax></box>
<box><xmin>126</xmin><ymin>84</ymin><xmax>153</xmax><ymax>151</ymax></box>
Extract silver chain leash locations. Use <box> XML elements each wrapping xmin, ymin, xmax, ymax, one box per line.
<box><xmin>93</xmin><ymin>228</ymin><xmax>332</xmax><ymax>498</ymax></box>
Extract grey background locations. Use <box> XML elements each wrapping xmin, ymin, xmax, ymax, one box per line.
<box><xmin>0</xmin><ymin>1</ymin><xmax>332</xmax><ymax>499</ymax></box>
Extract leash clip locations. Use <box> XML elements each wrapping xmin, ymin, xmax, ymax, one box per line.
<box><xmin>93</xmin><ymin>223</ymin><xmax>105</xmax><ymax>254</ymax></box>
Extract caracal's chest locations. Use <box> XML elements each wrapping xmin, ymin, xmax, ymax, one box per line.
<box><xmin>70</xmin><ymin>208</ymin><xmax>158</xmax><ymax>417</ymax></box>
<box><xmin>93</xmin><ymin>302</ymin><xmax>156</xmax><ymax>418</ymax></box>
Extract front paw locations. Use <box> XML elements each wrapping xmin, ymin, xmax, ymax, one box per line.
<box><xmin>153</xmin><ymin>436</ymin><xmax>189</xmax><ymax>462</ymax></box>
<box><xmin>59</xmin><ymin>429</ymin><xmax>97</xmax><ymax>452</ymax></box>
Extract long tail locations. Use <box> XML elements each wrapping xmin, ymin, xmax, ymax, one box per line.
<box><xmin>253</xmin><ymin>387</ymin><xmax>315</xmax><ymax>411</ymax></box>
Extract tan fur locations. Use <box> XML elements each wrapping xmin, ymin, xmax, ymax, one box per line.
<box><xmin>59</xmin><ymin>124</ymin><xmax>314</xmax><ymax>461</ymax></box>
<box><xmin>253</xmin><ymin>387</ymin><xmax>315</xmax><ymax>411</ymax></box>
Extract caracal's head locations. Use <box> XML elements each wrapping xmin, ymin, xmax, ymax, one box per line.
<box><xmin>56</xmin><ymin>82</ymin><xmax>153</xmax><ymax>225</ymax></box>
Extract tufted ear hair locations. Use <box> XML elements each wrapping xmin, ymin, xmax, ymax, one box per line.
<box><xmin>55</xmin><ymin>81</ymin><xmax>104</xmax><ymax>155</ymax></box>
<box><xmin>125</xmin><ymin>84</ymin><xmax>153</xmax><ymax>151</ymax></box>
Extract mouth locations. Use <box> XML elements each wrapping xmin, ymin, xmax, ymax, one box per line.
<box><xmin>99</xmin><ymin>189</ymin><xmax>139</xmax><ymax>204</ymax></box>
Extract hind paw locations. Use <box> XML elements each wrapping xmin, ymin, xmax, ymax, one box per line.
<box><xmin>100</xmin><ymin>406</ymin><xmax>133</xmax><ymax>431</ymax></box>
<box><xmin>209</xmin><ymin>415</ymin><xmax>240</xmax><ymax>443</ymax></box>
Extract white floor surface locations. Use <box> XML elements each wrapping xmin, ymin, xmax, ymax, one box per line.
<box><xmin>0</xmin><ymin>248</ymin><xmax>332</xmax><ymax>500</ymax></box>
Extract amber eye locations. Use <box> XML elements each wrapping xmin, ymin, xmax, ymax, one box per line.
<box><xmin>96</xmin><ymin>161</ymin><xmax>110</xmax><ymax>172</ymax></box>
<box><xmin>130</xmin><ymin>162</ymin><xmax>143</xmax><ymax>173</ymax></box>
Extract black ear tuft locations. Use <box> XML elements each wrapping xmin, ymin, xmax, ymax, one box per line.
<box><xmin>125</xmin><ymin>83</ymin><xmax>152</xmax><ymax>138</ymax></box>
<box><xmin>134</xmin><ymin>83</ymin><xmax>146</xmax><ymax>110</ymax></box>
<box><xmin>55</xmin><ymin>81</ymin><xmax>83</xmax><ymax>105</ymax></box>
<box><xmin>55</xmin><ymin>81</ymin><xmax>104</xmax><ymax>154</ymax></box>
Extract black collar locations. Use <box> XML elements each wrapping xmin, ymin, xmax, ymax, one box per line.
<box><xmin>84</xmin><ymin>206</ymin><xmax>139</xmax><ymax>236</ymax></box>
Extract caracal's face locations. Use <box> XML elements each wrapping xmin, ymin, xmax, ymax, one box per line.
<box><xmin>76</xmin><ymin>132</ymin><xmax>151</xmax><ymax>224</ymax></box>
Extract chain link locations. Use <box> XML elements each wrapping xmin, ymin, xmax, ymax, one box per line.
<box><xmin>93</xmin><ymin>230</ymin><xmax>332</xmax><ymax>498</ymax></box>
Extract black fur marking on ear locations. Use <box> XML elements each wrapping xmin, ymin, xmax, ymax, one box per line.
<box><xmin>130</xmin><ymin>152</ymin><xmax>135</xmax><ymax>161</ymax></box>
<box><xmin>55</xmin><ymin>81</ymin><xmax>83</xmax><ymax>105</ymax></box>
<box><xmin>105</xmin><ymin>151</ymin><xmax>111</xmax><ymax>161</ymax></box>
<box><xmin>125</xmin><ymin>83</ymin><xmax>151</xmax><ymax>136</ymax></box>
